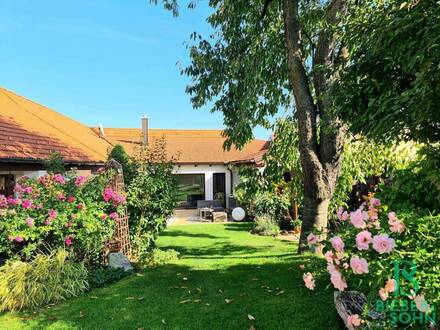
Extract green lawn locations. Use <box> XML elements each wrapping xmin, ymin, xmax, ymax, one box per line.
<box><xmin>0</xmin><ymin>223</ymin><xmax>342</xmax><ymax>329</ymax></box>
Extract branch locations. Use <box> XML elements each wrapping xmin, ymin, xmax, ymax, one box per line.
<box><xmin>260</xmin><ymin>0</ymin><xmax>274</xmax><ymax>21</ymax></box>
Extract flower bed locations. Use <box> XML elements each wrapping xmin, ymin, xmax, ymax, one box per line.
<box><xmin>0</xmin><ymin>170</ymin><xmax>126</xmax><ymax>266</ymax></box>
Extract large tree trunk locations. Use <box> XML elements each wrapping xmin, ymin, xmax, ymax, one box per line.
<box><xmin>282</xmin><ymin>0</ymin><xmax>346</xmax><ymax>253</ymax></box>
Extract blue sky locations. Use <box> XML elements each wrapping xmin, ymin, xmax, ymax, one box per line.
<box><xmin>0</xmin><ymin>0</ymin><xmax>270</xmax><ymax>139</ymax></box>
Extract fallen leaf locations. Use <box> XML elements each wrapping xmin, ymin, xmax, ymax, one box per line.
<box><xmin>225</xmin><ymin>299</ymin><xmax>233</xmax><ymax>304</ymax></box>
<box><xmin>79</xmin><ymin>311</ymin><xmax>85</xmax><ymax>318</ymax></box>
<box><xmin>276</xmin><ymin>290</ymin><xmax>285</xmax><ymax>295</ymax></box>
<box><xmin>196</xmin><ymin>287</ymin><xmax>202</xmax><ymax>293</ymax></box>
<box><xmin>183</xmin><ymin>277</ymin><xmax>188</xmax><ymax>281</ymax></box>
<box><xmin>126</xmin><ymin>297</ymin><xmax>135</xmax><ymax>300</ymax></box>
<box><xmin>179</xmin><ymin>299</ymin><xmax>191</xmax><ymax>304</ymax></box>
<box><xmin>267</xmin><ymin>290</ymin><xmax>272</xmax><ymax>293</ymax></box>
<box><xmin>299</xmin><ymin>264</ymin><xmax>305</xmax><ymax>270</ymax></box>
<box><xmin>206</xmin><ymin>303</ymin><xmax>210</xmax><ymax>306</ymax></box>
<box><xmin>252</xmin><ymin>278</ymin><xmax>259</xmax><ymax>281</ymax></box>
<box><xmin>137</xmin><ymin>328</ymin><xmax>144</xmax><ymax>330</ymax></box>
<box><xmin>193</xmin><ymin>299</ymin><xmax>202</xmax><ymax>303</ymax></box>
<box><xmin>248</xmin><ymin>314</ymin><xmax>255</xmax><ymax>321</ymax></box>
<box><xmin>177</xmin><ymin>273</ymin><xmax>182</xmax><ymax>276</ymax></box>
<box><xmin>90</xmin><ymin>296</ymin><xmax>98</xmax><ymax>299</ymax></box>
<box><xmin>249</xmin><ymin>326</ymin><xmax>256</xmax><ymax>330</ymax></box>
<box><xmin>161</xmin><ymin>319</ymin><xmax>166</xmax><ymax>325</ymax></box>
<box><xmin>137</xmin><ymin>297</ymin><xmax>145</xmax><ymax>300</ymax></box>
<box><xmin>218</xmin><ymin>289</ymin><xmax>223</xmax><ymax>293</ymax></box>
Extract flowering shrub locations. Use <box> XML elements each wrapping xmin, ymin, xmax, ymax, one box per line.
<box><xmin>303</xmin><ymin>196</ymin><xmax>437</xmax><ymax>328</ymax></box>
<box><xmin>0</xmin><ymin>171</ymin><xmax>126</xmax><ymax>265</ymax></box>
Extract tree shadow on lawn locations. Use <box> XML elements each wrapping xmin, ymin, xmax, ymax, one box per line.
<box><xmin>5</xmin><ymin>262</ymin><xmax>343</xmax><ymax>330</ymax></box>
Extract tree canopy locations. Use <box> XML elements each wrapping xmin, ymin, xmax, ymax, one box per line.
<box><xmin>335</xmin><ymin>0</ymin><xmax>440</xmax><ymax>143</ymax></box>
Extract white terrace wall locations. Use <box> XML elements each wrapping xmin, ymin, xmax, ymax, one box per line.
<box><xmin>173</xmin><ymin>164</ymin><xmax>233</xmax><ymax>208</ymax></box>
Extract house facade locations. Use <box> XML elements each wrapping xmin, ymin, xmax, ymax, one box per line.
<box><xmin>0</xmin><ymin>87</ymin><xmax>268</xmax><ymax>208</ymax></box>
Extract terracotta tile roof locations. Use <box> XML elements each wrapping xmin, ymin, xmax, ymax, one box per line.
<box><xmin>0</xmin><ymin>88</ymin><xmax>110</xmax><ymax>163</ymax></box>
<box><xmin>94</xmin><ymin>127</ymin><xmax>269</xmax><ymax>165</ymax></box>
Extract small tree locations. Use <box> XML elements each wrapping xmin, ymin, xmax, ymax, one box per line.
<box><xmin>107</xmin><ymin>144</ymin><xmax>137</xmax><ymax>186</ymax></box>
<box><xmin>127</xmin><ymin>137</ymin><xmax>178</xmax><ymax>258</ymax></box>
<box><xmin>43</xmin><ymin>151</ymin><xmax>65</xmax><ymax>174</ymax></box>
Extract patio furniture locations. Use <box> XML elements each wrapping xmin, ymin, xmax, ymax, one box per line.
<box><xmin>212</xmin><ymin>211</ymin><xmax>227</xmax><ymax>222</ymax></box>
<box><xmin>197</xmin><ymin>200</ymin><xmax>224</xmax><ymax>218</ymax></box>
<box><xmin>199</xmin><ymin>207</ymin><xmax>213</xmax><ymax>220</ymax></box>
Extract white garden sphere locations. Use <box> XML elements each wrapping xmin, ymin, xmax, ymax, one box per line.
<box><xmin>232</xmin><ymin>207</ymin><xmax>246</xmax><ymax>221</ymax></box>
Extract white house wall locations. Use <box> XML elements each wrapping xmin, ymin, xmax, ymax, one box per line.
<box><xmin>173</xmin><ymin>164</ymin><xmax>232</xmax><ymax>207</ymax></box>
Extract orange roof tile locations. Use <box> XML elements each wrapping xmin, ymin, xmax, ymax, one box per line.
<box><xmin>95</xmin><ymin>127</ymin><xmax>269</xmax><ymax>165</ymax></box>
<box><xmin>0</xmin><ymin>88</ymin><xmax>110</xmax><ymax>163</ymax></box>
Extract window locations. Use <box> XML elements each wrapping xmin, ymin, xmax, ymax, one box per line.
<box><xmin>174</xmin><ymin>174</ymin><xmax>205</xmax><ymax>208</ymax></box>
<box><xmin>0</xmin><ymin>174</ymin><xmax>15</xmax><ymax>196</ymax></box>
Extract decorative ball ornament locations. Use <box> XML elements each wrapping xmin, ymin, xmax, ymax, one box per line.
<box><xmin>232</xmin><ymin>207</ymin><xmax>246</xmax><ymax>221</ymax></box>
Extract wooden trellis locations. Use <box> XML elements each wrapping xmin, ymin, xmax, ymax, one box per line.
<box><xmin>105</xmin><ymin>159</ymin><xmax>131</xmax><ymax>257</ymax></box>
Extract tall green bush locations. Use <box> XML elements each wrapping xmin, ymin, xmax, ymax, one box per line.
<box><xmin>127</xmin><ymin>137</ymin><xmax>178</xmax><ymax>258</ymax></box>
<box><xmin>0</xmin><ymin>249</ymin><xmax>88</xmax><ymax>311</ymax></box>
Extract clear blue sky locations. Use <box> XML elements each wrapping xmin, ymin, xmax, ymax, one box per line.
<box><xmin>0</xmin><ymin>0</ymin><xmax>270</xmax><ymax>139</ymax></box>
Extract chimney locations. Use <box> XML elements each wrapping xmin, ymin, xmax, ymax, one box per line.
<box><xmin>141</xmin><ymin>115</ymin><xmax>148</xmax><ymax>145</ymax></box>
<box><xmin>98</xmin><ymin>124</ymin><xmax>105</xmax><ymax>137</ymax></box>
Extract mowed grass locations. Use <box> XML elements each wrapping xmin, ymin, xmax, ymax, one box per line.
<box><xmin>0</xmin><ymin>223</ymin><xmax>342</xmax><ymax>330</ymax></box>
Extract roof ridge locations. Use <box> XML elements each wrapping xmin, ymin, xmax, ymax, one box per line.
<box><xmin>1</xmin><ymin>88</ymin><xmax>109</xmax><ymax>159</ymax></box>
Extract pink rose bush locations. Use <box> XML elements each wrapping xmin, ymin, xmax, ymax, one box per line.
<box><xmin>302</xmin><ymin>196</ymin><xmax>437</xmax><ymax>327</ymax></box>
<box><xmin>0</xmin><ymin>170</ymin><xmax>124</xmax><ymax>264</ymax></box>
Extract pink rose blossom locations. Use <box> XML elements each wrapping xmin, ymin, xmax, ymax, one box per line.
<box><xmin>15</xmin><ymin>236</ymin><xmax>24</xmax><ymax>242</ymax></box>
<box><xmin>368</xmin><ymin>206</ymin><xmax>378</xmax><ymax>221</ymax></box>
<box><xmin>385</xmin><ymin>279</ymin><xmax>396</xmax><ymax>293</ymax></box>
<box><xmin>307</xmin><ymin>233</ymin><xmax>317</xmax><ymax>245</ymax></box>
<box><xmin>350</xmin><ymin>209</ymin><xmax>367</xmax><ymax>229</ymax></box>
<box><xmin>65</xmin><ymin>221</ymin><xmax>73</xmax><ymax>228</ymax></box>
<box><xmin>388</xmin><ymin>211</ymin><xmax>398</xmax><ymax>222</ymax></box>
<box><xmin>101</xmin><ymin>214</ymin><xmax>108</xmax><ymax>220</ymax></box>
<box><xmin>370</xmin><ymin>197</ymin><xmax>381</xmax><ymax>207</ymax></box>
<box><xmin>77</xmin><ymin>203</ymin><xmax>84</xmax><ymax>210</ymax></box>
<box><xmin>343</xmin><ymin>262</ymin><xmax>349</xmax><ymax>270</ymax></box>
<box><xmin>414</xmin><ymin>295</ymin><xmax>430</xmax><ymax>313</ymax></box>
<box><xmin>7</xmin><ymin>197</ymin><xmax>21</xmax><ymax>206</ymax></box>
<box><xmin>327</xmin><ymin>262</ymin><xmax>337</xmax><ymax>274</ymax></box>
<box><xmin>22</xmin><ymin>199</ymin><xmax>32</xmax><ymax>209</ymax></box>
<box><xmin>74</xmin><ymin>175</ymin><xmax>87</xmax><ymax>186</ymax></box>
<box><xmin>330</xmin><ymin>270</ymin><xmax>347</xmax><ymax>291</ymax></box>
<box><xmin>355</xmin><ymin>230</ymin><xmax>372</xmax><ymax>251</ymax></box>
<box><xmin>67</xmin><ymin>196</ymin><xmax>75</xmax><ymax>203</ymax></box>
<box><xmin>337</xmin><ymin>207</ymin><xmax>349</xmax><ymax>221</ymax></box>
<box><xmin>303</xmin><ymin>272</ymin><xmax>315</xmax><ymax>290</ymax></box>
<box><xmin>23</xmin><ymin>186</ymin><xmax>33</xmax><ymax>194</ymax></box>
<box><xmin>109</xmin><ymin>212</ymin><xmax>119</xmax><ymax>220</ymax></box>
<box><xmin>53</xmin><ymin>173</ymin><xmax>65</xmax><ymax>184</ymax></box>
<box><xmin>330</xmin><ymin>236</ymin><xmax>344</xmax><ymax>253</ymax></box>
<box><xmin>103</xmin><ymin>188</ymin><xmax>114</xmax><ymax>202</ymax></box>
<box><xmin>372</xmin><ymin>234</ymin><xmax>395</xmax><ymax>254</ymax></box>
<box><xmin>324</xmin><ymin>250</ymin><xmax>335</xmax><ymax>263</ymax></box>
<box><xmin>65</xmin><ymin>237</ymin><xmax>72</xmax><ymax>247</ymax></box>
<box><xmin>379</xmin><ymin>287</ymin><xmax>389</xmax><ymax>301</ymax></box>
<box><xmin>57</xmin><ymin>193</ymin><xmax>66</xmax><ymax>201</ymax></box>
<box><xmin>350</xmin><ymin>256</ymin><xmax>369</xmax><ymax>274</ymax></box>
<box><xmin>26</xmin><ymin>217</ymin><xmax>34</xmax><ymax>227</ymax></box>
<box><xmin>48</xmin><ymin>209</ymin><xmax>57</xmax><ymax>219</ymax></box>
<box><xmin>388</xmin><ymin>212</ymin><xmax>405</xmax><ymax>233</ymax></box>
<box><xmin>44</xmin><ymin>219</ymin><xmax>52</xmax><ymax>226</ymax></box>
<box><xmin>0</xmin><ymin>195</ymin><xmax>7</xmax><ymax>208</ymax></box>
<box><xmin>389</xmin><ymin>220</ymin><xmax>405</xmax><ymax>233</ymax></box>
<box><xmin>347</xmin><ymin>314</ymin><xmax>361</xmax><ymax>327</ymax></box>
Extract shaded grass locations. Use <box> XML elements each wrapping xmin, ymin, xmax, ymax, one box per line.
<box><xmin>0</xmin><ymin>223</ymin><xmax>342</xmax><ymax>329</ymax></box>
